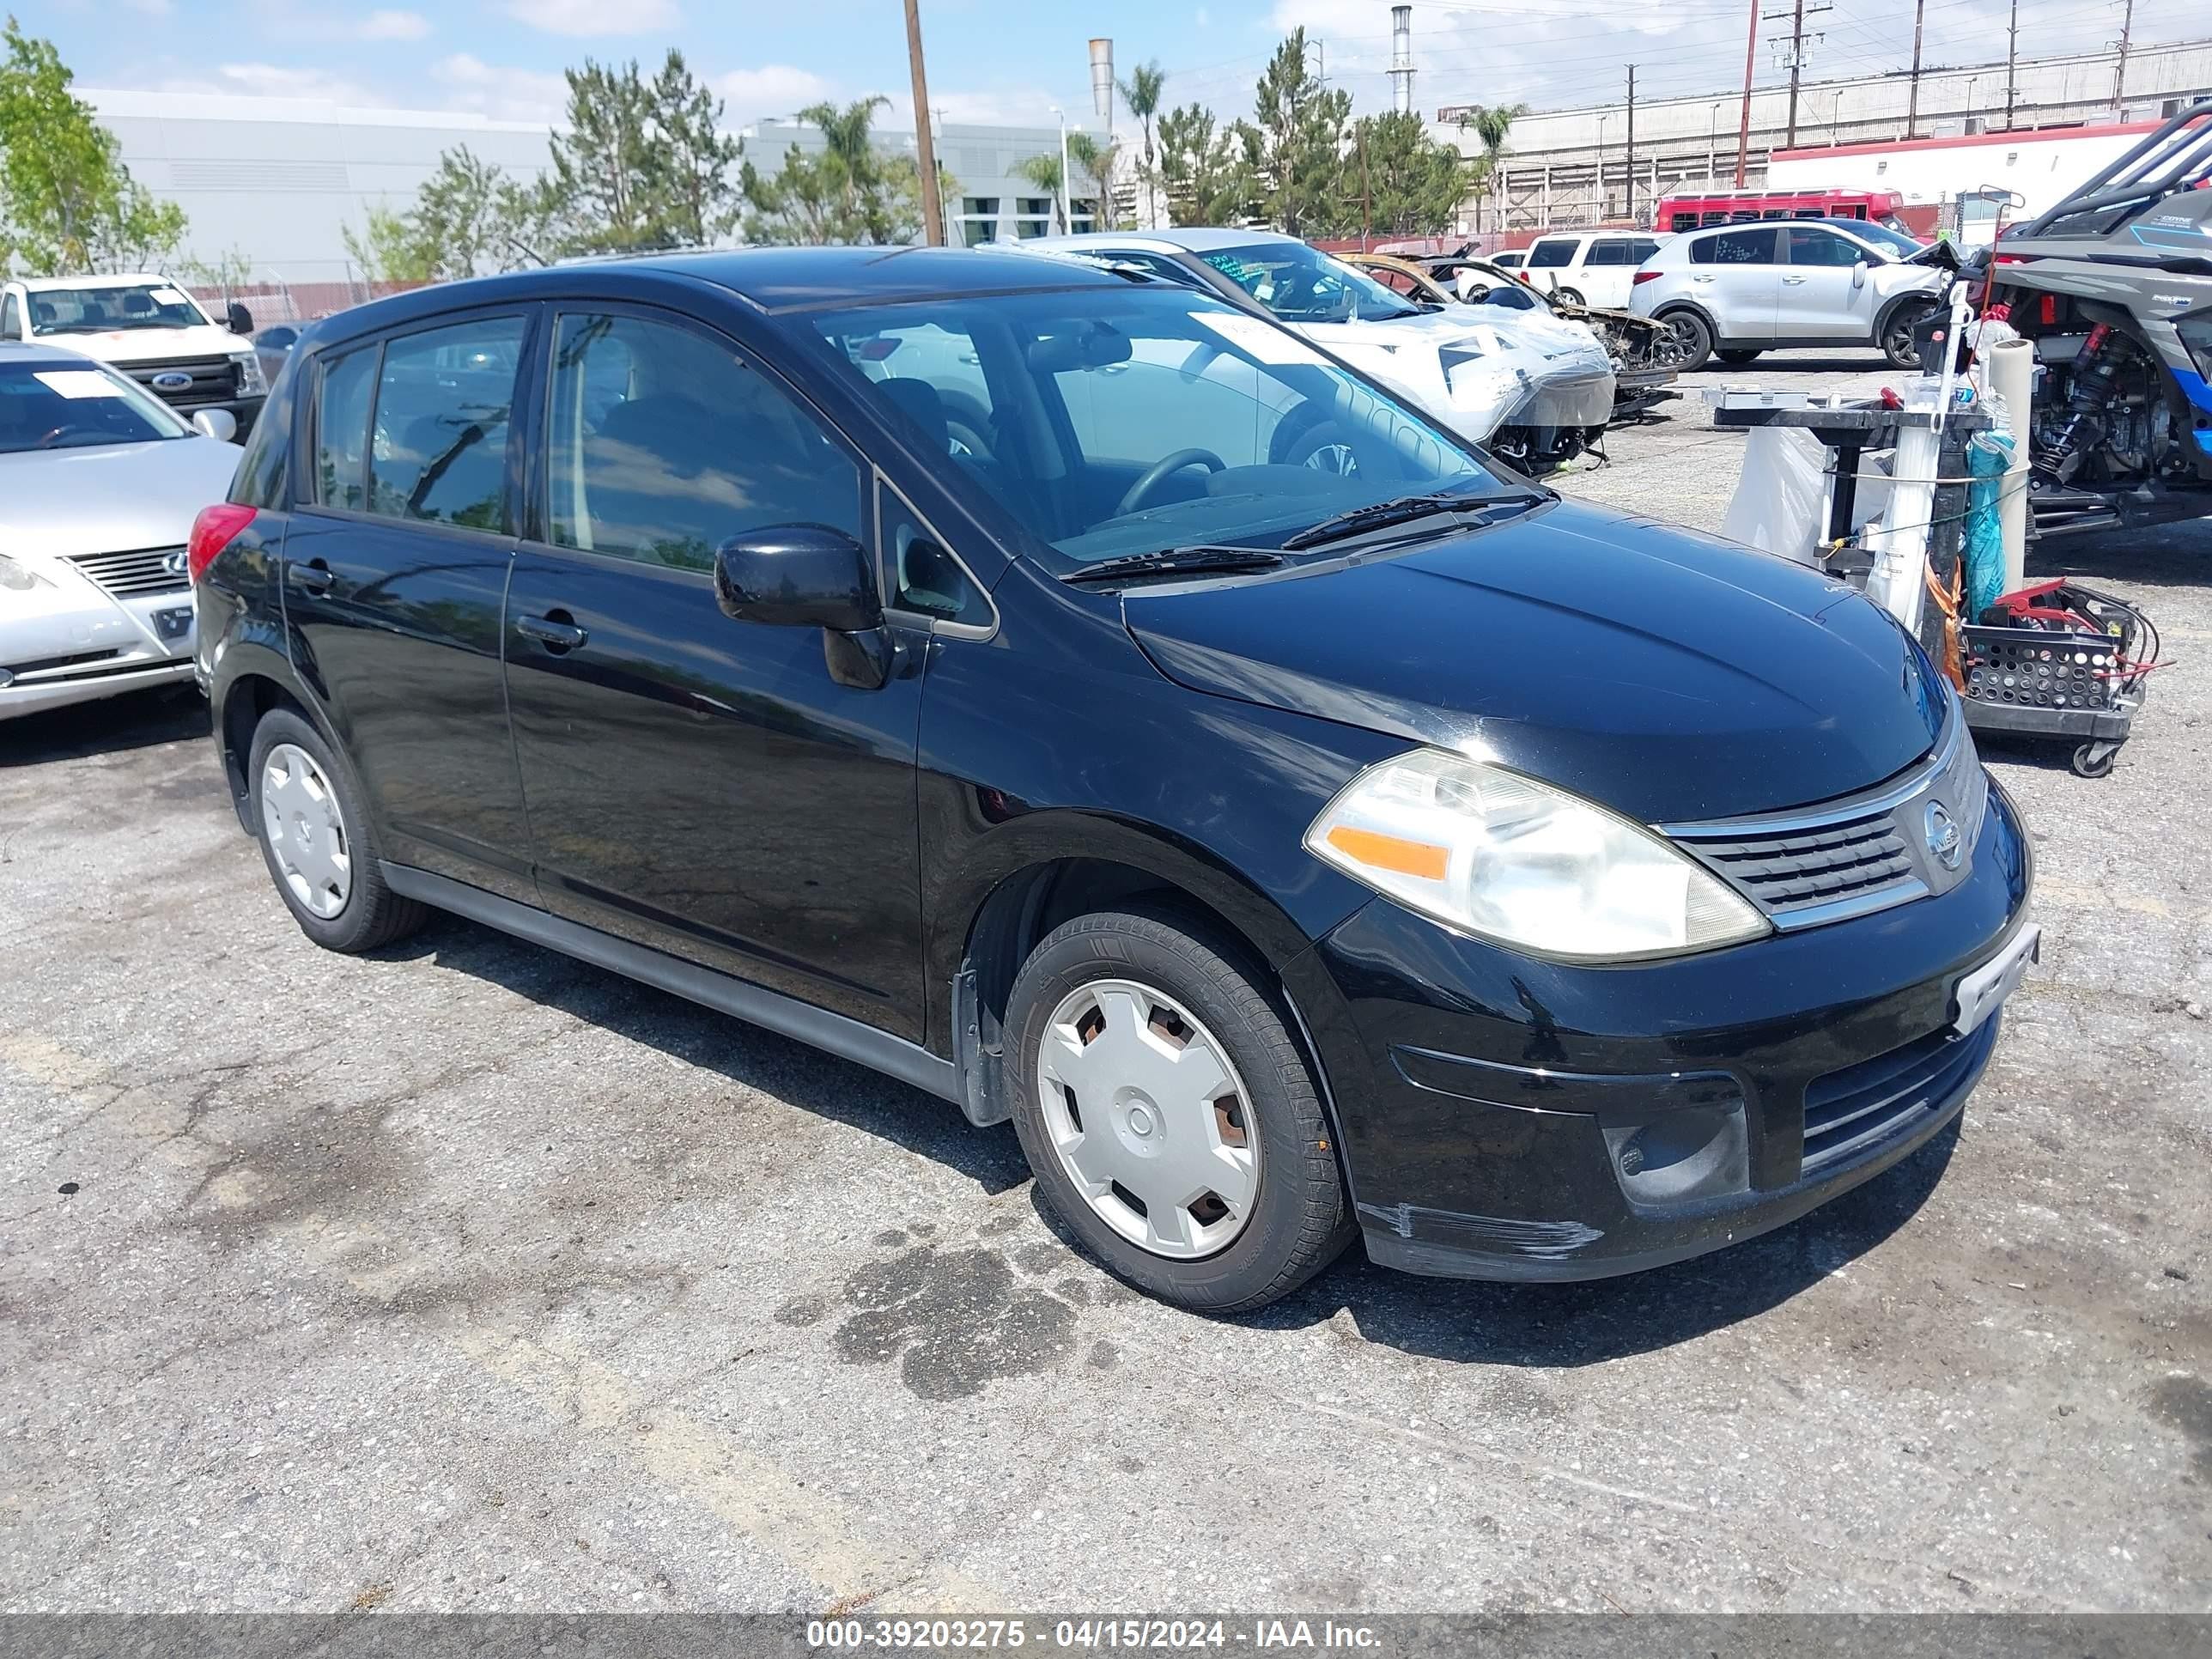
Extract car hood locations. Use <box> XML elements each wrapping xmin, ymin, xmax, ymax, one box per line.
<box><xmin>0</xmin><ymin>438</ymin><xmax>242</xmax><ymax>558</ymax></box>
<box><xmin>29</xmin><ymin>325</ymin><xmax>242</xmax><ymax>367</ymax></box>
<box><xmin>1122</xmin><ymin>499</ymin><xmax>1945</xmax><ymax>824</ymax></box>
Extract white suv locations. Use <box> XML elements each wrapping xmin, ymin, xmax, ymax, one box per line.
<box><xmin>1625</xmin><ymin>219</ymin><xmax>1952</xmax><ymax>372</ymax></box>
<box><xmin>0</xmin><ymin>273</ymin><xmax>265</xmax><ymax>436</ymax></box>
<box><xmin>1519</xmin><ymin>231</ymin><xmax>1668</xmax><ymax>310</ymax></box>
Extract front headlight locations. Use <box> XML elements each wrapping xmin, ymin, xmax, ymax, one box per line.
<box><xmin>1305</xmin><ymin>748</ymin><xmax>1770</xmax><ymax>960</ymax></box>
<box><xmin>0</xmin><ymin>552</ymin><xmax>52</xmax><ymax>591</ymax></box>
<box><xmin>232</xmin><ymin>351</ymin><xmax>267</xmax><ymax>395</ymax></box>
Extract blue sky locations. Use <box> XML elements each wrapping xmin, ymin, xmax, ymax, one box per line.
<box><xmin>38</xmin><ymin>0</ymin><xmax>2212</xmax><ymax>132</ymax></box>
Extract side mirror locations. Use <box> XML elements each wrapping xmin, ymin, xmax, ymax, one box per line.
<box><xmin>713</xmin><ymin>524</ymin><xmax>880</xmax><ymax>633</ymax></box>
<box><xmin>1851</xmin><ymin>259</ymin><xmax>1869</xmax><ymax>289</ymax></box>
<box><xmin>226</xmin><ymin>301</ymin><xmax>253</xmax><ymax>334</ymax></box>
<box><xmin>191</xmin><ymin>408</ymin><xmax>238</xmax><ymax>443</ymax></box>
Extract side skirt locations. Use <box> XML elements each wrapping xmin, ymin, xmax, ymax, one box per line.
<box><xmin>380</xmin><ymin>862</ymin><xmax>963</xmax><ymax>1106</ymax></box>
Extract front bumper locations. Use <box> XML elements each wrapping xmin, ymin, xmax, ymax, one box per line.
<box><xmin>1306</xmin><ymin>778</ymin><xmax>2033</xmax><ymax>1281</ymax></box>
<box><xmin>2</xmin><ymin>568</ymin><xmax>198</xmax><ymax>721</ymax></box>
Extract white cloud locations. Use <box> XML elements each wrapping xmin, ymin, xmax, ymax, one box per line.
<box><xmin>356</xmin><ymin>9</ymin><xmax>431</xmax><ymax>40</ymax></box>
<box><xmin>431</xmin><ymin>52</ymin><xmax>570</xmax><ymax>124</ymax></box>
<box><xmin>718</xmin><ymin>64</ymin><xmax>835</xmax><ymax>125</ymax></box>
<box><xmin>502</xmin><ymin>0</ymin><xmax>679</xmax><ymax>37</ymax></box>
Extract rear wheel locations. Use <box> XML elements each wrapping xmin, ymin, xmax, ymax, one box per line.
<box><xmin>1659</xmin><ymin>310</ymin><xmax>1715</xmax><ymax>373</ymax></box>
<box><xmin>248</xmin><ymin>708</ymin><xmax>424</xmax><ymax>953</ymax></box>
<box><xmin>1717</xmin><ymin>348</ymin><xmax>1764</xmax><ymax>366</ymax></box>
<box><xmin>1553</xmin><ymin>286</ymin><xmax>1585</xmax><ymax>307</ymax></box>
<box><xmin>1004</xmin><ymin>908</ymin><xmax>1352</xmax><ymax>1313</ymax></box>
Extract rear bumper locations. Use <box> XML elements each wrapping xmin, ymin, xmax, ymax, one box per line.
<box><xmin>1304</xmin><ymin>778</ymin><xmax>2033</xmax><ymax>1281</ymax></box>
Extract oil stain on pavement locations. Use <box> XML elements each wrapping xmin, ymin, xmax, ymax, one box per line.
<box><xmin>810</xmin><ymin>1238</ymin><xmax>1078</xmax><ymax>1401</ymax></box>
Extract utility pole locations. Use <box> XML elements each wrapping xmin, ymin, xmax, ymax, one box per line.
<box><xmin>1906</xmin><ymin>0</ymin><xmax>1926</xmax><ymax>137</ymax></box>
<box><xmin>1625</xmin><ymin>64</ymin><xmax>1637</xmax><ymax>228</ymax></box>
<box><xmin>2005</xmin><ymin>0</ymin><xmax>2020</xmax><ymax>131</ymax></box>
<box><xmin>1734</xmin><ymin>0</ymin><xmax>1758</xmax><ymax>187</ymax></box>
<box><xmin>1784</xmin><ymin>0</ymin><xmax>1806</xmax><ymax>149</ymax></box>
<box><xmin>2114</xmin><ymin>0</ymin><xmax>2136</xmax><ymax>112</ymax></box>
<box><xmin>903</xmin><ymin>0</ymin><xmax>945</xmax><ymax>246</ymax></box>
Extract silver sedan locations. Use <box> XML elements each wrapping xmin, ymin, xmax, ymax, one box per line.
<box><xmin>1</xmin><ymin>343</ymin><xmax>243</xmax><ymax>721</ymax></box>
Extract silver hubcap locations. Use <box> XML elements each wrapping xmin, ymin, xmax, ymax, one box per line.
<box><xmin>1036</xmin><ymin>979</ymin><xmax>1261</xmax><ymax>1260</ymax></box>
<box><xmin>260</xmin><ymin>743</ymin><xmax>351</xmax><ymax>920</ymax></box>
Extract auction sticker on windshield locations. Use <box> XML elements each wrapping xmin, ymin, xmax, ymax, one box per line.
<box><xmin>150</xmin><ymin>288</ymin><xmax>191</xmax><ymax>306</ymax></box>
<box><xmin>1189</xmin><ymin>310</ymin><xmax>1333</xmax><ymax>367</ymax></box>
<box><xmin>33</xmin><ymin>371</ymin><xmax>125</xmax><ymax>400</ymax></box>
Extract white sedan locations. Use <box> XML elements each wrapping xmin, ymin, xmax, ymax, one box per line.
<box><xmin>1</xmin><ymin>344</ymin><xmax>243</xmax><ymax>721</ymax></box>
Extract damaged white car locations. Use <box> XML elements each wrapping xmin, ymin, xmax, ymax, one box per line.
<box><xmin>1025</xmin><ymin>228</ymin><xmax>1618</xmax><ymax>475</ymax></box>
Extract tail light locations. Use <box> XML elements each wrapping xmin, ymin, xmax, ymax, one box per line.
<box><xmin>187</xmin><ymin>504</ymin><xmax>256</xmax><ymax>585</ymax></box>
<box><xmin>1632</xmin><ymin>270</ymin><xmax>1662</xmax><ymax>285</ymax></box>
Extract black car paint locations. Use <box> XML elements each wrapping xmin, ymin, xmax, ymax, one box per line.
<box><xmin>198</xmin><ymin>248</ymin><xmax>2030</xmax><ymax>1284</ymax></box>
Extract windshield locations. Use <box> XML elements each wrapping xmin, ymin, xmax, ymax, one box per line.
<box><xmin>1825</xmin><ymin>219</ymin><xmax>1923</xmax><ymax>258</ymax></box>
<box><xmin>805</xmin><ymin>286</ymin><xmax>1495</xmax><ymax>568</ymax></box>
<box><xmin>0</xmin><ymin>359</ymin><xmax>190</xmax><ymax>451</ymax></box>
<box><xmin>1196</xmin><ymin>242</ymin><xmax>1424</xmax><ymax>325</ymax></box>
<box><xmin>27</xmin><ymin>283</ymin><xmax>212</xmax><ymax>335</ymax></box>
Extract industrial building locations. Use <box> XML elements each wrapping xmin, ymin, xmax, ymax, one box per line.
<box><xmin>84</xmin><ymin>88</ymin><xmax>1101</xmax><ymax>299</ymax></box>
<box><xmin>1444</xmin><ymin>38</ymin><xmax>2212</xmax><ymax>234</ymax></box>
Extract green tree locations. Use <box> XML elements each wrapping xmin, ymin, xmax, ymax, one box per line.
<box><xmin>741</xmin><ymin>97</ymin><xmax>948</xmax><ymax>246</ymax></box>
<box><xmin>549</xmin><ymin>58</ymin><xmax>663</xmax><ymax>252</ymax></box>
<box><xmin>1157</xmin><ymin>102</ymin><xmax>1258</xmax><ymax>228</ymax></box>
<box><xmin>1455</xmin><ymin>101</ymin><xmax>1527</xmax><ymax>234</ymax></box>
<box><xmin>0</xmin><ymin>16</ymin><xmax>185</xmax><ymax>273</ymax></box>
<box><xmin>1250</xmin><ymin>27</ymin><xmax>1352</xmax><ymax>238</ymax></box>
<box><xmin>1349</xmin><ymin>111</ymin><xmax>1467</xmax><ymax>238</ymax></box>
<box><xmin>1117</xmin><ymin>58</ymin><xmax>1165</xmax><ymax>226</ymax></box>
<box><xmin>342</xmin><ymin>204</ymin><xmax>434</xmax><ymax>285</ymax></box>
<box><xmin>1014</xmin><ymin>152</ymin><xmax>1066</xmax><ymax>232</ymax></box>
<box><xmin>343</xmin><ymin>148</ymin><xmax>559</xmax><ymax>283</ymax></box>
<box><xmin>647</xmin><ymin>50</ymin><xmax>744</xmax><ymax>246</ymax></box>
<box><xmin>1066</xmin><ymin>131</ymin><xmax>1118</xmax><ymax>228</ymax></box>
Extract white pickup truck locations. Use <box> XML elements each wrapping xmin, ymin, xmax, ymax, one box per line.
<box><xmin>0</xmin><ymin>273</ymin><xmax>265</xmax><ymax>440</ymax></box>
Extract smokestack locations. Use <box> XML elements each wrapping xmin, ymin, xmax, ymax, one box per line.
<box><xmin>1389</xmin><ymin>5</ymin><xmax>1413</xmax><ymax>116</ymax></box>
<box><xmin>1090</xmin><ymin>39</ymin><xmax>1115</xmax><ymax>125</ymax></box>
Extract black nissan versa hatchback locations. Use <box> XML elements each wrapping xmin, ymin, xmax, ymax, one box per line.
<box><xmin>191</xmin><ymin>247</ymin><xmax>2036</xmax><ymax>1312</ymax></box>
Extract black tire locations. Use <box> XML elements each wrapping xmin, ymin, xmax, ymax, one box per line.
<box><xmin>1553</xmin><ymin>287</ymin><xmax>1585</xmax><ymax>307</ymax></box>
<box><xmin>1881</xmin><ymin>301</ymin><xmax>1936</xmax><ymax>369</ymax></box>
<box><xmin>247</xmin><ymin>707</ymin><xmax>426</xmax><ymax>953</ymax></box>
<box><xmin>1658</xmin><ymin>309</ymin><xmax>1715</xmax><ymax>373</ymax></box>
<box><xmin>1717</xmin><ymin>348</ymin><xmax>1764</xmax><ymax>365</ymax></box>
<box><xmin>1003</xmin><ymin>908</ymin><xmax>1353</xmax><ymax>1313</ymax></box>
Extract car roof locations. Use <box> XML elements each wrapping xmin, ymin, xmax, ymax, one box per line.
<box><xmin>14</xmin><ymin>273</ymin><xmax>174</xmax><ymax>290</ymax></box>
<box><xmin>1030</xmin><ymin>228</ymin><xmax>1297</xmax><ymax>255</ymax></box>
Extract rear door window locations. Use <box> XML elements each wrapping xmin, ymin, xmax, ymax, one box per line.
<box><xmin>1692</xmin><ymin>228</ymin><xmax>1780</xmax><ymax>265</ymax></box>
<box><xmin>313</xmin><ymin>346</ymin><xmax>376</xmax><ymax>513</ymax></box>
<box><xmin>367</xmin><ymin>316</ymin><xmax>525</xmax><ymax>532</ymax></box>
<box><xmin>1585</xmin><ymin>240</ymin><xmax>1631</xmax><ymax>266</ymax></box>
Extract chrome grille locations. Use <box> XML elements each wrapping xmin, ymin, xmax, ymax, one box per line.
<box><xmin>69</xmin><ymin>546</ymin><xmax>189</xmax><ymax>599</ymax></box>
<box><xmin>1801</xmin><ymin>1016</ymin><xmax>1998</xmax><ymax>1176</ymax></box>
<box><xmin>1663</xmin><ymin>709</ymin><xmax>1989</xmax><ymax>930</ymax></box>
<box><xmin>122</xmin><ymin>356</ymin><xmax>238</xmax><ymax>407</ymax></box>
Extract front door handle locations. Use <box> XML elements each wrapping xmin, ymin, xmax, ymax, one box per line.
<box><xmin>1783</xmin><ymin>275</ymin><xmax>1809</xmax><ymax>285</ymax></box>
<box><xmin>515</xmin><ymin>611</ymin><xmax>588</xmax><ymax>653</ymax></box>
<box><xmin>285</xmin><ymin>558</ymin><xmax>333</xmax><ymax>593</ymax></box>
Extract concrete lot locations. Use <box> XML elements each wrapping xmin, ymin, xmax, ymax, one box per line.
<box><xmin>3</xmin><ymin>353</ymin><xmax>2209</xmax><ymax>1616</ymax></box>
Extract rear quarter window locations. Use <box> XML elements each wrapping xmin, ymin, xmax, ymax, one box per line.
<box><xmin>1692</xmin><ymin>228</ymin><xmax>1779</xmax><ymax>264</ymax></box>
<box><xmin>232</xmin><ymin>364</ymin><xmax>295</xmax><ymax>508</ymax></box>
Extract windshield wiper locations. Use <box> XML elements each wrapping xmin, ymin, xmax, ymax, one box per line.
<box><xmin>1279</xmin><ymin>488</ymin><xmax>1547</xmax><ymax>551</ymax></box>
<box><xmin>1062</xmin><ymin>545</ymin><xmax>1286</xmax><ymax>586</ymax></box>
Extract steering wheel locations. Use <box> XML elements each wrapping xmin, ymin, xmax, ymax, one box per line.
<box><xmin>1115</xmin><ymin>448</ymin><xmax>1227</xmax><ymax>517</ymax></box>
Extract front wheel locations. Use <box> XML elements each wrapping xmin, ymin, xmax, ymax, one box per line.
<box><xmin>1659</xmin><ymin>310</ymin><xmax>1715</xmax><ymax>373</ymax></box>
<box><xmin>1004</xmin><ymin>908</ymin><xmax>1353</xmax><ymax>1313</ymax></box>
<box><xmin>1882</xmin><ymin>303</ymin><xmax>1936</xmax><ymax>369</ymax></box>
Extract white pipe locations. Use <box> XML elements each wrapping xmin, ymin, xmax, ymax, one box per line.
<box><xmin>1987</xmin><ymin>337</ymin><xmax>2034</xmax><ymax>595</ymax></box>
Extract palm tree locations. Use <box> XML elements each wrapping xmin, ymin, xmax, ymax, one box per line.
<box><xmin>1117</xmin><ymin>59</ymin><xmax>1165</xmax><ymax>227</ymax></box>
<box><xmin>1066</xmin><ymin>131</ymin><xmax>1119</xmax><ymax>229</ymax></box>
<box><xmin>1455</xmin><ymin>101</ymin><xmax>1528</xmax><ymax>237</ymax></box>
<box><xmin>799</xmin><ymin>95</ymin><xmax>890</xmax><ymax>223</ymax></box>
<box><xmin>1014</xmin><ymin>153</ymin><xmax>1066</xmax><ymax>231</ymax></box>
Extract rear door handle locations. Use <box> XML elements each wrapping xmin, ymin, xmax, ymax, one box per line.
<box><xmin>515</xmin><ymin>611</ymin><xmax>588</xmax><ymax>652</ymax></box>
<box><xmin>285</xmin><ymin>559</ymin><xmax>333</xmax><ymax>593</ymax></box>
<box><xmin>1783</xmin><ymin>276</ymin><xmax>1809</xmax><ymax>285</ymax></box>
